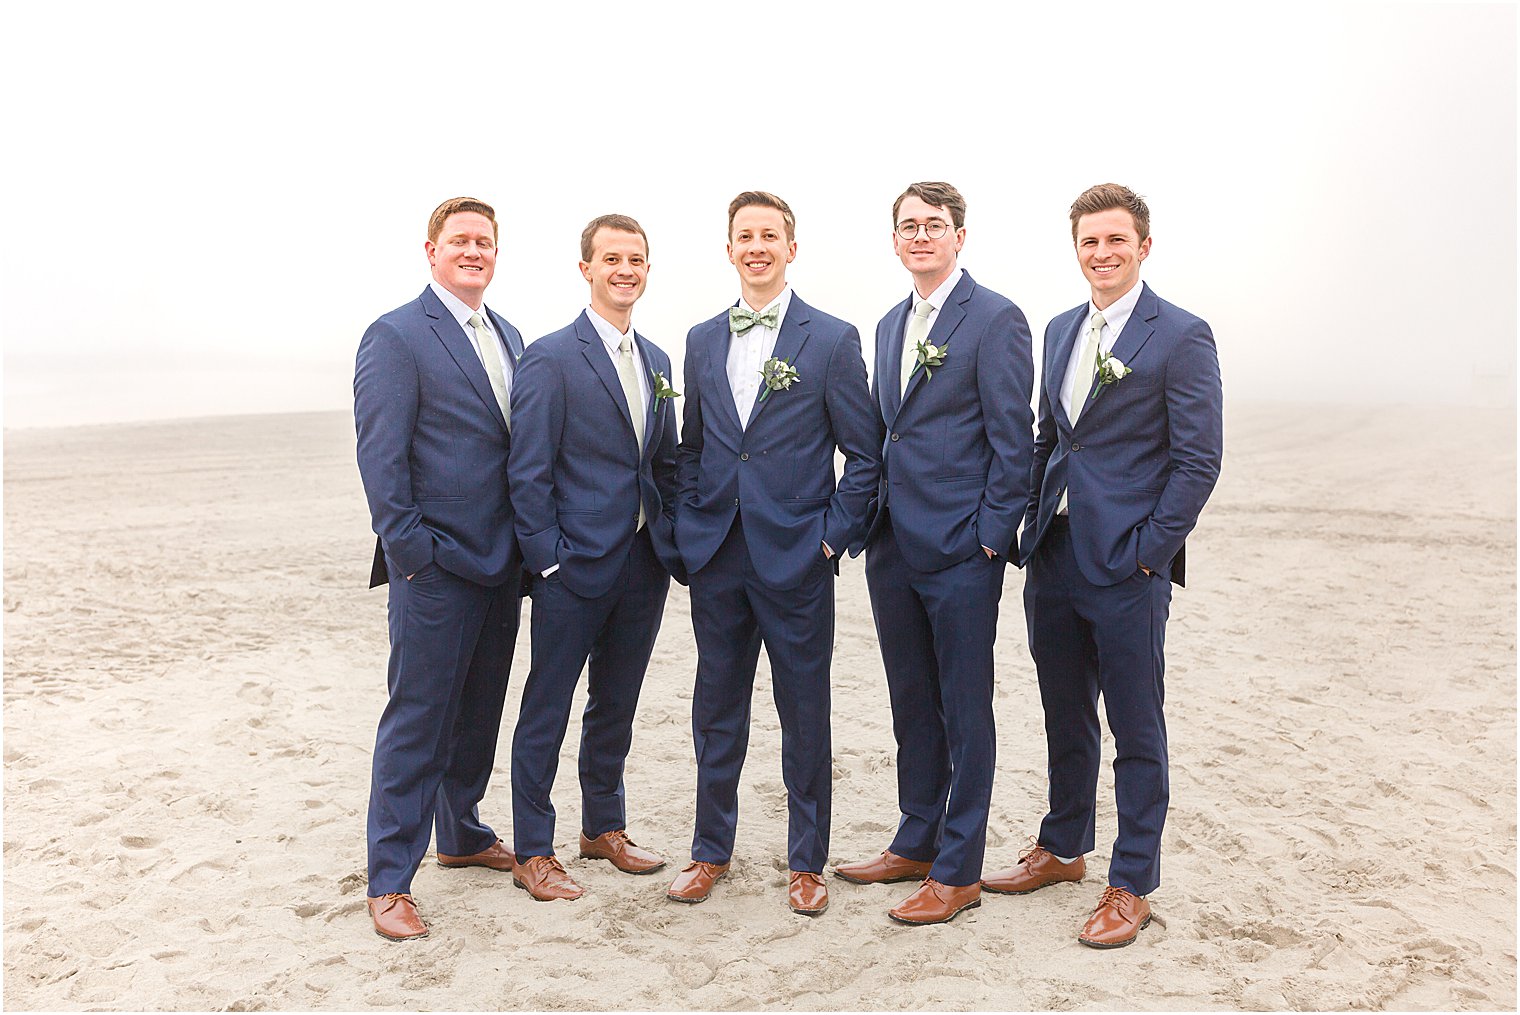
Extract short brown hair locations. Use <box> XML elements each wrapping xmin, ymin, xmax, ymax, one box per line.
<box><xmin>428</xmin><ymin>197</ymin><xmax>497</xmax><ymax>243</ymax></box>
<box><xmin>1069</xmin><ymin>183</ymin><xmax>1150</xmax><ymax>242</ymax></box>
<box><xmin>580</xmin><ymin>214</ymin><xmax>649</xmax><ymax>262</ymax></box>
<box><xmin>892</xmin><ymin>182</ymin><xmax>967</xmax><ymax>230</ymax></box>
<box><xmin>727</xmin><ymin>191</ymin><xmax>796</xmax><ymax>242</ymax></box>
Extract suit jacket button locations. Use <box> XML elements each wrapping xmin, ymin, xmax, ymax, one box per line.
<box><xmin>734</xmin><ymin>497</ymin><xmax>740</xmax><ymax>505</ymax></box>
<box><xmin>1071</xmin><ymin>442</ymin><xmax>1082</xmax><ymax>451</ymax></box>
<box><xmin>740</xmin><ymin>452</ymin><xmax>749</xmax><ymax>461</ymax></box>
<box><xmin>890</xmin><ymin>433</ymin><xmax>900</xmax><ymax>442</ymax></box>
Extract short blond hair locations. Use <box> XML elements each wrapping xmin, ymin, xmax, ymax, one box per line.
<box><xmin>428</xmin><ymin>197</ymin><xmax>498</xmax><ymax>243</ymax></box>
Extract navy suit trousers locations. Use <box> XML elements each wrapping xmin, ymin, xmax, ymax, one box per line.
<box><xmin>688</xmin><ymin>516</ymin><xmax>835</xmax><ymax>873</ymax></box>
<box><xmin>511</xmin><ymin>529</ymin><xmax>669</xmax><ymax>859</ymax></box>
<box><xmin>1024</xmin><ymin>516</ymin><xmax>1172</xmax><ymax>896</ymax></box>
<box><xmin>367</xmin><ymin>558</ymin><xmax>520</xmax><ymax>894</ymax></box>
<box><xmin>864</xmin><ymin>519</ymin><xmax>1005</xmax><ymax>887</ymax></box>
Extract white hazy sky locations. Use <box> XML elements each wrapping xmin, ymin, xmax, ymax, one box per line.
<box><xmin>2</xmin><ymin>2</ymin><xmax>1515</xmax><ymax>428</ymax></box>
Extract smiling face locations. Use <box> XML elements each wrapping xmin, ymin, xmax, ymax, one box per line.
<box><xmin>580</xmin><ymin>227</ymin><xmax>649</xmax><ymax>326</ymax></box>
<box><xmin>426</xmin><ymin>211</ymin><xmax>496</xmax><ymax>308</ymax></box>
<box><xmin>893</xmin><ymin>195</ymin><xmax>965</xmax><ymax>294</ymax></box>
<box><xmin>1074</xmin><ymin>207</ymin><xmax>1151</xmax><ymax>309</ymax></box>
<box><xmin>727</xmin><ymin>205</ymin><xmax>796</xmax><ymax>307</ymax></box>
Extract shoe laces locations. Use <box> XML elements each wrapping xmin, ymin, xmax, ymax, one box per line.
<box><xmin>375</xmin><ymin>892</ymin><xmax>412</xmax><ymax>911</ymax></box>
<box><xmin>682</xmin><ymin>860</ymin><xmax>723</xmax><ymax>874</ymax></box>
<box><xmin>1096</xmin><ymin>885</ymin><xmax>1135</xmax><ymax>909</ymax></box>
<box><xmin>528</xmin><ymin>855</ymin><xmax>568</xmax><ymax>876</ymax></box>
<box><xmin>603</xmin><ymin>829</ymin><xmax>633</xmax><ymax>847</ymax></box>
<box><xmin>1017</xmin><ymin>836</ymin><xmax>1048</xmax><ymax>867</ymax></box>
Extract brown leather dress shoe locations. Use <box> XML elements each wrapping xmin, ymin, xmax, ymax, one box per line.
<box><xmin>1078</xmin><ymin>885</ymin><xmax>1152</xmax><ymax>948</ymax></box>
<box><xmin>666</xmin><ymin>860</ymin><xmax>729</xmax><ymax>903</ymax></box>
<box><xmin>512</xmin><ymin>855</ymin><xmax>584</xmax><ymax>901</ymax></box>
<box><xmin>437</xmin><ymin>838</ymin><xmax>516</xmax><ymax>871</ymax></box>
<box><xmin>887</xmin><ymin>879</ymin><xmax>982</xmax><ymax>925</ymax></box>
<box><xmin>367</xmin><ymin>893</ymin><xmax>427</xmax><ymax>940</ymax></box>
<box><xmin>788</xmin><ymin>871</ymin><xmax>828</xmax><ymax>915</ymax></box>
<box><xmin>579</xmin><ymin>829</ymin><xmax>667</xmax><ymax>874</ymax></box>
<box><xmin>981</xmin><ymin>842</ymin><xmax>1085</xmax><ymax>895</ymax></box>
<box><xmin>833</xmin><ymin>849</ymin><xmax>934</xmax><ymax>885</ymax></box>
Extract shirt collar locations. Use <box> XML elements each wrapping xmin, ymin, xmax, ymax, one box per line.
<box><xmin>430</xmin><ymin>281</ymin><xmax>491</xmax><ymax>331</ymax></box>
<box><xmin>913</xmin><ymin>267</ymin><xmax>963</xmax><ymax>311</ymax></box>
<box><xmin>735</xmin><ymin>286</ymin><xmax>793</xmax><ymax>326</ymax></box>
<box><xmin>586</xmin><ymin>306</ymin><xmax>633</xmax><ymax>356</ymax></box>
<box><xmin>1088</xmin><ymin>279</ymin><xmax>1144</xmax><ymax>336</ymax></box>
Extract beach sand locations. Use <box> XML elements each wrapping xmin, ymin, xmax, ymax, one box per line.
<box><xmin>3</xmin><ymin>402</ymin><xmax>1514</xmax><ymax>1011</ymax></box>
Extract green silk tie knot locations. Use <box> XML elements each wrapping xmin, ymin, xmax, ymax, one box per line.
<box><xmin>729</xmin><ymin>304</ymin><xmax>781</xmax><ymax>335</ymax></box>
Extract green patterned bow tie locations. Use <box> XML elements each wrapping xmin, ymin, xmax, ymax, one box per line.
<box><xmin>729</xmin><ymin>304</ymin><xmax>781</xmax><ymax>335</ymax></box>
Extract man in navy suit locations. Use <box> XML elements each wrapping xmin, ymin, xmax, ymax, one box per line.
<box><xmin>506</xmin><ymin>214</ymin><xmax>683</xmax><ymax>902</ymax></box>
<box><xmin>982</xmin><ymin>184</ymin><xmax>1222</xmax><ymax>948</ymax></box>
<box><xmin>835</xmin><ymin>182</ymin><xmax>1034</xmax><ymax>926</ymax></box>
<box><xmin>354</xmin><ymin>197</ymin><xmax>526</xmax><ymax>940</ymax></box>
<box><xmin>665</xmin><ymin>191</ymin><xmax>881</xmax><ymax>916</ymax></box>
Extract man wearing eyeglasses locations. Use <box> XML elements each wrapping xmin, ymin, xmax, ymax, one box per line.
<box><xmin>834</xmin><ymin>181</ymin><xmax>1034</xmax><ymax>926</ymax></box>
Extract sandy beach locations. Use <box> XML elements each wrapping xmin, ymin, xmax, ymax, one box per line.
<box><xmin>3</xmin><ymin>401</ymin><xmax>1514</xmax><ymax>1011</ymax></box>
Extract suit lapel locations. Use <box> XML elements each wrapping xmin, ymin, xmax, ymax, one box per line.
<box><xmin>747</xmin><ymin>297</ymin><xmax>812</xmax><ymax>428</ymax></box>
<box><xmin>880</xmin><ymin>298</ymin><xmax>910</xmax><ymax>423</ymax></box>
<box><xmin>699</xmin><ymin>314</ymin><xmax>745</xmax><ymax>436</ymax></box>
<box><xmin>422</xmin><ymin>288</ymin><xmax>507</xmax><ymax>431</ymax></box>
<box><xmin>576</xmin><ymin>313</ymin><xmax>640</xmax><ymax>454</ymax></box>
<box><xmin>485</xmin><ymin>306</ymin><xmax>524</xmax><ymax>364</ymax></box>
<box><xmin>1049</xmin><ymin>309</ymin><xmax>1085</xmax><ymax>430</ymax></box>
<box><xmin>1105</xmin><ymin>282</ymin><xmax>1158</xmax><ymax>375</ymax></box>
<box><xmin>633</xmin><ymin>330</ymin><xmax>664</xmax><ymax>461</ymax></box>
<box><xmin>900</xmin><ymin>272</ymin><xmax>972</xmax><ymax>412</ymax></box>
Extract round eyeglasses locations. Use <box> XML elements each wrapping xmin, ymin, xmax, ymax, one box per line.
<box><xmin>896</xmin><ymin>220</ymin><xmax>954</xmax><ymax>240</ymax></box>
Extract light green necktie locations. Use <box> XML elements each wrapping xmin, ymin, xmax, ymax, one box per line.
<box><xmin>900</xmin><ymin>299</ymin><xmax>934</xmax><ymax>398</ymax></box>
<box><xmin>1068</xmin><ymin>311</ymin><xmax>1106</xmax><ymax>426</ymax></box>
<box><xmin>729</xmin><ymin>304</ymin><xmax>781</xmax><ymax>335</ymax></box>
<box><xmin>467</xmin><ymin>312</ymin><xmax>511</xmax><ymax>429</ymax></box>
<box><xmin>1058</xmin><ymin>311</ymin><xmax>1105</xmax><ymax>515</ymax></box>
<box><xmin>616</xmin><ymin>335</ymin><xmax>646</xmax><ymax>531</ymax></box>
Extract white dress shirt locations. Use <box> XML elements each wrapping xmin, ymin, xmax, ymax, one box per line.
<box><xmin>429</xmin><ymin>281</ymin><xmax>514</xmax><ymax>393</ymax></box>
<box><xmin>900</xmin><ymin>267</ymin><xmax>963</xmax><ymax>390</ymax></box>
<box><xmin>586</xmin><ymin>306</ymin><xmax>649</xmax><ymax>416</ymax></box>
<box><xmin>727</xmin><ymin>287</ymin><xmax>792</xmax><ymax>428</ymax></box>
<box><xmin>1058</xmin><ymin>277</ymin><xmax>1143</xmax><ymax>421</ymax></box>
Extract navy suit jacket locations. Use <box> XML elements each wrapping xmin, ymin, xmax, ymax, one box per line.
<box><xmin>355</xmin><ymin>286</ymin><xmax>524</xmax><ymax>588</ymax></box>
<box><xmin>866</xmin><ymin>271</ymin><xmax>1034</xmax><ymax>572</ymax></box>
<box><xmin>508</xmin><ymin>311</ymin><xmax>683</xmax><ymax>599</ymax></box>
<box><xmin>1022</xmin><ymin>282</ymin><xmax>1223</xmax><ymax>587</ymax></box>
<box><xmin>675</xmin><ymin>294</ymin><xmax>882</xmax><ymax>591</ymax></box>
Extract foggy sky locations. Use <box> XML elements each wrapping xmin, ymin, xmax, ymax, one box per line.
<box><xmin>3</xmin><ymin>1</ymin><xmax>1515</xmax><ymax>428</ymax></box>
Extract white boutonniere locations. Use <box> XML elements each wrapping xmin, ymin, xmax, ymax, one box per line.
<box><xmin>651</xmin><ymin>371</ymin><xmax>680</xmax><ymax>405</ymax></box>
<box><xmin>915</xmin><ymin>339</ymin><xmax>949</xmax><ymax>380</ymax></box>
<box><xmin>1090</xmin><ymin>350</ymin><xmax>1130</xmax><ymax>401</ymax></box>
<box><xmin>758</xmin><ymin>356</ymin><xmax>799</xmax><ymax>401</ymax></box>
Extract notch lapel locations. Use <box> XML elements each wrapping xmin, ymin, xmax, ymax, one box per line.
<box><xmin>634</xmin><ymin>330</ymin><xmax>664</xmax><ymax>462</ymax></box>
<box><xmin>701</xmin><ymin>314</ymin><xmax>745</xmax><ymax>437</ymax></box>
<box><xmin>422</xmin><ymin>288</ymin><xmax>507</xmax><ymax>431</ymax></box>
<box><xmin>1105</xmin><ymin>282</ymin><xmax>1158</xmax><ymax>375</ymax></box>
<box><xmin>1048</xmin><ymin>309</ymin><xmax>1085</xmax><ymax>430</ymax></box>
<box><xmin>900</xmin><ymin>275</ymin><xmax>971</xmax><ymax>412</ymax></box>
<box><xmin>576</xmin><ymin>313</ymin><xmax>640</xmax><ymax>454</ymax></box>
<box><xmin>747</xmin><ymin>298</ymin><xmax>812</xmax><ymax>428</ymax></box>
<box><xmin>880</xmin><ymin>298</ymin><xmax>910</xmax><ymax>424</ymax></box>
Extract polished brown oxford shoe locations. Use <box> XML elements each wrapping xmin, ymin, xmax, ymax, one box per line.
<box><xmin>666</xmin><ymin>860</ymin><xmax>730</xmax><ymax>903</ymax></box>
<box><xmin>832</xmin><ymin>849</ymin><xmax>934</xmax><ymax>885</ymax></box>
<box><xmin>579</xmin><ymin>829</ymin><xmax>667</xmax><ymax>874</ymax></box>
<box><xmin>512</xmin><ymin>854</ymin><xmax>584</xmax><ymax>902</ymax></box>
<box><xmin>887</xmin><ymin>878</ymin><xmax>982</xmax><ymax>925</ymax></box>
<box><xmin>788</xmin><ymin>871</ymin><xmax>828</xmax><ymax>915</ymax></box>
<box><xmin>437</xmin><ymin>838</ymin><xmax>516</xmax><ymax>871</ymax></box>
<box><xmin>367</xmin><ymin>893</ymin><xmax>427</xmax><ymax>940</ymax></box>
<box><xmin>1077</xmin><ymin>885</ymin><xmax>1152</xmax><ymax>948</ymax></box>
<box><xmin>981</xmin><ymin>841</ymin><xmax>1085</xmax><ymax>895</ymax></box>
